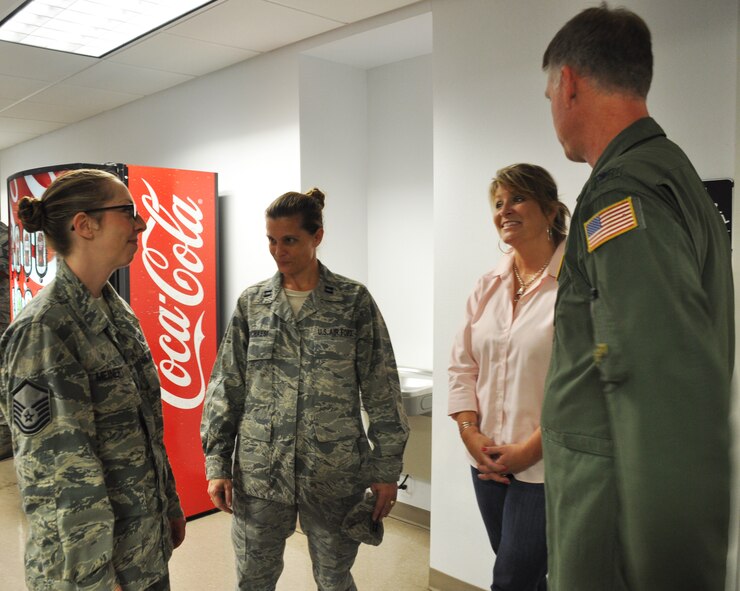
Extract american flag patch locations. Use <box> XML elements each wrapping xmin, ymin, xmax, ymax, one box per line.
<box><xmin>584</xmin><ymin>197</ymin><xmax>638</xmax><ymax>252</ymax></box>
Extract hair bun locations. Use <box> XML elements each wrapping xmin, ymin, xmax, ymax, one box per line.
<box><xmin>17</xmin><ymin>195</ymin><xmax>45</xmax><ymax>233</ymax></box>
<box><xmin>305</xmin><ymin>187</ymin><xmax>325</xmax><ymax>208</ymax></box>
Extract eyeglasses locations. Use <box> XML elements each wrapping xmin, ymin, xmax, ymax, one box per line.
<box><xmin>85</xmin><ymin>203</ymin><xmax>138</xmax><ymax>219</ymax></box>
<box><xmin>70</xmin><ymin>203</ymin><xmax>138</xmax><ymax>231</ymax></box>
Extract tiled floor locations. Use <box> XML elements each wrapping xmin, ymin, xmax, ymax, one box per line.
<box><xmin>0</xmin><ymin>458</ymin><xmax>430</xmax><ymax>590</ymax></box>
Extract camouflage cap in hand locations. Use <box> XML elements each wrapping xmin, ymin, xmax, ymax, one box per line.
<box><xmin>341</xmin><ymin>493</ymin><xmax>384</xmax><ymax>546</ymax></box>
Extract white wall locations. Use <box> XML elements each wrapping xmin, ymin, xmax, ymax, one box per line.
<box><xmin>299</xmin><ymin>55</ymin><xmax>369</xmax><ymax>282</ymax></box>
<box><xmin>297</xmin><ymin>50</ymin><xmax>434</xmax><ymax>371</ymax></box>
<box><xmin>431</xmin><ymin>1</ymin><xmax>739</xmax><ymax>589</ymax></box>
<box><xmin>367</xmin><ymin>54</ymin><xmax>433</xmax><ymax>371</ymax></box>
<box><xmin>367</xmin><ymin>54</ymin><xmax>434</xmax><ymax>510</ymax></box>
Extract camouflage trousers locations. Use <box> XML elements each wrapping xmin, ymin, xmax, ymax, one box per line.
<box><xmin>232</xmin><ymin>491</ymin><xmax>364</xmax><ymax>591</ymax></box>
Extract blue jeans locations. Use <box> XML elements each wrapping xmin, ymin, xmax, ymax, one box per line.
<box><xmin>471</xmin><ymin>467</ymin><xmax>547</xmax><ymax>591</ymax></box>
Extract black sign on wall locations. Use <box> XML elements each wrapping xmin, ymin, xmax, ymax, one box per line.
<box><xmin>703</xmin><ymin>178</ymin><xmax>733</xmax><ymax>239</ymax></box>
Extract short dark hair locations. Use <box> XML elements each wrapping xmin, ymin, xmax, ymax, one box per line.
<box><xmin>542</xmin><ymin>3</ymin><xmax>653</xmax><ymax>99</ymax></box>
<box><xmin>17</xmin><ymin>168</ymin><xmax>120</xmax><ymax>256</ymax></box>
<box><xmin>265</xmin><ymin>188</ymin><xmax>325</xmax><ymax>235</ymax></box>
<box><xmin>490</xmin><ymin>163</ymin><xmax>570</xmax><ymax>246</ymax></box>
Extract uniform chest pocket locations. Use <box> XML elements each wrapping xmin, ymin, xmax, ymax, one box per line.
<box><xmin>245</xmin><ymin>334</ymin><xmax>276</xmax><ymax>399</ymax></box>
<box><xmin>247</xmin><ymin>334</ymin><xmax>276</xmax><ymax>361</ymax></box>
<box><xmin>310</xmin><ymin>327</ymin><xmax>357</xmax><ymax>360</ymax></box>
<box><xmin>89</xmin><ymin>364</ymin><xmax>142</xmax><ymax>419</ymax></box>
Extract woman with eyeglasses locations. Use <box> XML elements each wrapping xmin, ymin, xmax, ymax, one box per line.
<box><xmin>0</xmin><ymin>168</ymin><xmax>185</xmax><ymax>591</ymax></box>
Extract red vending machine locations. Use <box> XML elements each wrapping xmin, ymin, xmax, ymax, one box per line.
<box><xmin>7</xmin><ymin>163</ymin><xmax>219</xmax><ymax>518</ymax></box>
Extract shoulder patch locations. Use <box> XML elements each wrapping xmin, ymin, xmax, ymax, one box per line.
<box><xmin>584</xmin><ymin>197</ymin><xmax>639</xmax><ymax>252</ymax></box>
<box><xmin>12</xmin><ymin>380</ymin><xmax>52</xmax><ymax>436</ymax></box>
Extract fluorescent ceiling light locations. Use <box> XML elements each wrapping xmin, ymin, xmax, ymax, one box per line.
<box><xmin>0</xmin><ymin>0</ymin><xmax>217</xmax><ymax>58</ymax></box>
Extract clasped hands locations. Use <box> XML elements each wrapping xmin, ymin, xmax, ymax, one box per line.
<box><xmin>462</xmin><ymin>430</ymin><xmax>536</xmax><ymax>484</ymax></box>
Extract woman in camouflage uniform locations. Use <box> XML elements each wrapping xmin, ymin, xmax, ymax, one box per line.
<box><xmin>201</xmin><ymin>188</ymin><xmax>409</xmax><ymax>591</ymax></box>
<box><xmin>0</xmin><ymin>169</ymin><xmax>185</xmax><ymax>591</ymax></box>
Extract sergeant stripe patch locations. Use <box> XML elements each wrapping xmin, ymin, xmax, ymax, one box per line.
<box><xmin>12</xmin><ymin>381</ymin><xmax>51</xmax><ymax>436</ymax></box>
<box><xmin>584</xmin><ymin>197</ymin><xmax>639</xmax><ymax>252</ymax></box>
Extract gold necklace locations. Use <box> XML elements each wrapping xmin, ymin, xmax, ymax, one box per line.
<box><xmin>513</xmin><ymin>257</ymin><xmax>551</xmax><ymax>302</ymax></box>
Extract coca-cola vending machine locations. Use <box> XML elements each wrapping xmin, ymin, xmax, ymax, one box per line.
<box><xmin>7</xmin><ymin>162</ymin><xmax>218</xmax><ymax>518</ymax></box>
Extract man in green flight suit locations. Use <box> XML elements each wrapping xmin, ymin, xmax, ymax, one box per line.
<box><xmin>541</xmin><ymin>5</ymin><xmax>733</xmax><ymax>590</ymax></box>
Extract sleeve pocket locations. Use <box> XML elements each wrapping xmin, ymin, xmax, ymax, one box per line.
<box><xmin>590</xmin><ymin>295</ymin><xmax>628</xmax><ymax>385</ymax></box>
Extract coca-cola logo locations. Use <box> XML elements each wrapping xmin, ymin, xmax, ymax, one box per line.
<box><xmin>140</xmin><ymin>178</ymin><xmax>207</xmax><ymax>410</ymax></box>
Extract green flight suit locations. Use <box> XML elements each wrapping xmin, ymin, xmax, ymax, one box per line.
<box><xmin>0</xmin><ymin>259</ymin><xmax>183</xmax><ymax>591</ymax></box>
<box><xmin>542</xmin><ymin>118</ymin><xmax>733</xmax><ymax>591</ymax></box>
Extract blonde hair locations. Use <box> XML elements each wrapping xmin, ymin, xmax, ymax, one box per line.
<box><xmin>490</xmin><ymin>163</ymin><xmax>570</xmax><ymax>245</ymax></box>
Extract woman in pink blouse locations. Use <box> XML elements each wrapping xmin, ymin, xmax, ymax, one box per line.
<box><xmin>448</xmin><ymin>164</ymin><xmax>569</xmax><ymax>591</ymax></box>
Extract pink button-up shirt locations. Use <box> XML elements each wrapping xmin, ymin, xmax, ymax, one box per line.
<box><xmin>448</xmin><ymin>242</ymin><xmax>564</xmax><ymax>483</ymax></box>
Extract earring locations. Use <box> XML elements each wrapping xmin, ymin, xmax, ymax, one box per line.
<box><xmin>498</xmin><ymin>240</ymin><xmax>512</xmax><ymax>254</ymax></box>
<box><xmin>547</xmin><ymin>226</ymin><xmax>552</xmax><ymax>242</ymax></box>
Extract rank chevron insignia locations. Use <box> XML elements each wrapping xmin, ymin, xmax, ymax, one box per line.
<box><xmin>12</xmin><ymin>381</ymin><xmax>51</xmax><ymax>435</ymax></box>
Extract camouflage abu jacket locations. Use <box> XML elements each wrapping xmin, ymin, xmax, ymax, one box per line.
<box><xmin>201</xmin><ymin>262</ymin><xmax>409</xmax><ymax>503</ymax></box>
<box><xmin>0</xmin><ymin>259</ymin><xmax>183</xmax><ymax>591</ymax></box>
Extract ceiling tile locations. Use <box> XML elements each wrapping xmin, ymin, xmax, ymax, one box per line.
<box><xmin>0</xmin><ymin>74</ymin><xmax>50</xmax><ymax>100</ymax></box>
<box><xmin>0</xmin><ymin>40</ymin><xmax>96</xmax><ymax>81</ymax></box>
<box><xmin>108</xmin><ymin>33</ymin><xmax>258</xmax><ymax>76</ymax></box>
<box><xmin>1</xmin><ymin>100</ymin><xmax>80</xmax><ymax>123</ymax></box>
<box><xmin>266</xmin><ymin>0</ymin><xmax>421</xmax><ymax>23</ymax></box>
<box><xmin>65</xmin><ymin>61</ymin><xmax>195</xmax><ymax>96</ymax></box>
<box><xmin>0</xmin><ymin>116</ymin><xmax>65</xmax><ymax>134</ymax></box>
<box><xmin>30</xmin><ymin>83</ymin><xmax>141</xmax><ymax>110</ymax></box>
<box><xmin>166</xmin><ymin>0</ymin><xmax>342</xmax><ymax>53</ymax></box>
<box><xmin>2</xmin><ymin>91</ymin><xmax>137</xmax><ymax>124</ymax></box>
<box><xmin>0</xmin><ymin>130</ymin><xmax>39</xmax><ymax>150</ymax></box>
